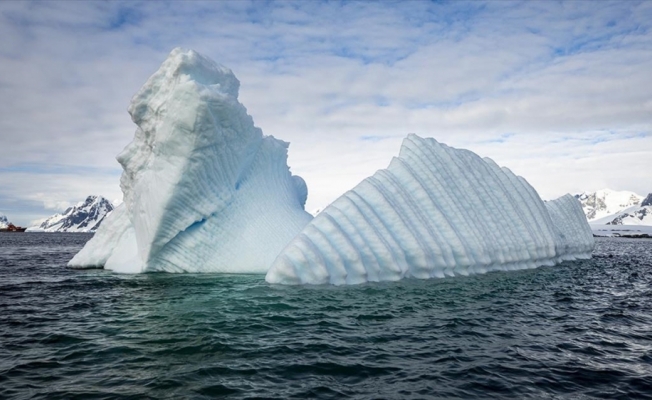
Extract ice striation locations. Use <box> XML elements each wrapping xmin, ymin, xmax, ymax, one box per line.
<box><xmin>69</xmin><ymin>48</ymin><xmax>312</xmax><ymax>272</ymax></box>
<box><xmin>266</xmin><ymin>135</ymin><xmax>594</xmax><ymax>285</ymax></box>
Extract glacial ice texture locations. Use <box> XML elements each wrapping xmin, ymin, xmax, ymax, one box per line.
<box><xmin>69</xmin><ymin>48</ymin><xmax>312</xmax><ymax>273</ymax></box>
<box><xmin>266</xmin><ymin>134</ymin><xmax>595</xmax><ymax>285</ymax></box>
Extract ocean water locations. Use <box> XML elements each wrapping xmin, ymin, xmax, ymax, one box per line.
<box><xmin>1</xmin><ymin>233</ymin><xmax>651</xmax><ymax>399</ymax></box>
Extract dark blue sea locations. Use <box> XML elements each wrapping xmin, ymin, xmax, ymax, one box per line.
<box><xmin>1</xmin><ymin>233</ymin><xmax>651</xmax><ymax>399</ymax></box>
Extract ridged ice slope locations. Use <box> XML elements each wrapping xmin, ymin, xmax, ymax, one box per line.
<box><xmin>69</xmin><ymin>48</ymin><xmax>312</xmax><ymax>272</ymax></box>
<box><xmin>266</xmin><ymin>135</ymin><xmax>594</xmax><ymax>285</ymax></box>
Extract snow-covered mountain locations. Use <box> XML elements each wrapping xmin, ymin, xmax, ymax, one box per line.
<box><xmin>599</xmin><ymin>206</ymin><xmax>652</xmax><ymax>225</ymax></box>
<box><xmin>642</xmin><ymin>193</ymin><xmax>652</xmax><ymax>207</ymax></box>
<box><xmin>0</xmin><ymin>214</ymin><xmax>8</xmax><ymax>229</ymax></box>
<box><xmin>591</xmin><ymin>192</ymin><xmax>652</xmax><ymax>225</ymax></box>
<box><xmin>575</xmin><ymin>189</ymin><xmax>643</xmax><ymax>221</ymax></box>
<box><xmin>30</xmin><ymin>196</ymin><xmax>114</xmax><ymax>232</ymax></box>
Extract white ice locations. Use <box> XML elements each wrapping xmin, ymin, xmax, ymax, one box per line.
<box><xmin>69</xmin><ymin>48</ymin><xmax>594</xmax><ymax>281</ymax></box>
<box><xmin>266</xmin><ymin>134</ymin><xmax>595</xmax><ymax>285</ymax></box>
<box><xmin>68</xmin><ymin>48</ymin><xmax>312</xmax><ymax>273</ymax></box>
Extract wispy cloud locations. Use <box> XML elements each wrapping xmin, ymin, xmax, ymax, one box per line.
<box><xmin>1</xmin><ymin>0</ymin><xmax>651</xmax><ymax>224</ymax></box>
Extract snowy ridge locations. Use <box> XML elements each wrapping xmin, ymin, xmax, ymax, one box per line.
<box><xmin>641</xmin><ymin>193</ymin><xmax>652</xmax><ymax>207</ymax></box>
<box><xmin>591</xmin><ymin>205</ymin><xmax>652</xmax><ymax>225</ymax></box>
<box><xmin>29</xmin><ymin>196</ymin><xmax>113</xmax><ymax>233</ymax></box>
<box><xmin>69</xmin><ymin>48</ymin><xmax>312</xmax><ymax>272</ymax></box>
<box><xmin>266</xmin><ymin>135</ymin><xmax>594</xmax><ymax>285</ymax></box>
<box><xmin>587</xmin><ymin>192</ymin><xmax>652</xmax><ymax>226</ymax></box>
<box><xmin>575</xmin><ymin>189</ymin><xmax>643</xmax><ymax>221</ymax></box>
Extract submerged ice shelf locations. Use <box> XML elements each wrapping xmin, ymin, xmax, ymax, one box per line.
<box><xmin>266</xmin><ymin>135</ymin><xmax>594</xmax><ymax>285</ymax></box>
<box><xmin>70</xmin><ymin>48</ymin><xmax>594</xmax><ymax>284</ymax></box>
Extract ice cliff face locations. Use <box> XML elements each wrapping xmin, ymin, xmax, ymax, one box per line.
<box><xmin>31</xmin><ymin>196</ymin><xmax>113</xmax><ymax>232</ymax></box>
<box><xmin>266</xmin><ymin>135</ymin><xmax>594</xmax><ymax>285</ymax></box>
<box><xmin>575</xmin><ymin>189</ymin><xmax>643</xmax><ymax>221</ymax></box>
<box><xmin>69</xmin><ymin>48</ymin><xmax>312</xmax><ymax>272</ymax></box>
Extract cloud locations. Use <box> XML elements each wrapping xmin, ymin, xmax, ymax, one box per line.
<box><xmin>0</xmin><ymin>0</ymin><xmax>651</xmax><ymax>225</ymax></box>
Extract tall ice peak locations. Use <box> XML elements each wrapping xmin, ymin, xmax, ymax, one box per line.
<box><xmin>130</xmin><ymin>48</ymin><xmax>240</xmax><ymax>119</ymax></box>
<box><xmin>70</xmin><ymin>48</ymin><xmax>312</xmax><ymax>273</ymax></box>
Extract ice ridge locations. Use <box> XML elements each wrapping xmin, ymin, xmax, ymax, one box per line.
<box><xmin>266</xmin><ymin>135</ymin><xmax>594</xmax><ymax>285</ymax></box>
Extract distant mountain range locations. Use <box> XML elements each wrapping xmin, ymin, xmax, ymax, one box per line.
<box><xmin>28</xmin><ymin>196</ymin><xmax>114</xmax><ymax>233</ymax></box>
<box><xmin>8</xmin><ymin>190</ymin><xmax>650</xmax><ymax>233</ymax></box>
<box><xmin>575</xmin><ymin>189</ymin><xmax>651</xmax><ymax>225</ymax></box>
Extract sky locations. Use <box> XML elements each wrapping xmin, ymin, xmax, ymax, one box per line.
<box><xmin>0</xmin><ymin>0</ymin><xmax>651</xmax><ymax>226</ymax></box>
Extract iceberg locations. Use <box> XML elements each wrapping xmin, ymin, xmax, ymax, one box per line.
<box><xmin>70</xmin><ymin>48</ymin><xmax>594</xmax><ymax>283</ymax></box>
<box><xmin>266</xmin><ymin>135</ymin><xmax>594</xmax><ymax>285</ymax></box>
<box><xmin>69</xmin><ymin>48</ymin><xmax>312</xmax><ymax>273</ymax></box>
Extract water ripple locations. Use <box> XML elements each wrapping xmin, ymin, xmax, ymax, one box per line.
<box><xmin>1</xmin><ymin>234</ymin><xmax>652</xmax><ymax>398</ymax></box>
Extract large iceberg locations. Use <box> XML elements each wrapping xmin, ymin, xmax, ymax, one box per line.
<box><xmin>266</xmin><ymin>135</ymin><xmax>594</xmax><ymax>285</ymax></box>
<box><xmin>70</xmin><ymin>48</ymin><xmax>594</xmax><ymax>283</ymax></box>
<box><xmin>69</xmin><ymin>48</ymin><xmax>312</xmax><ymax>273</ymax></box>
